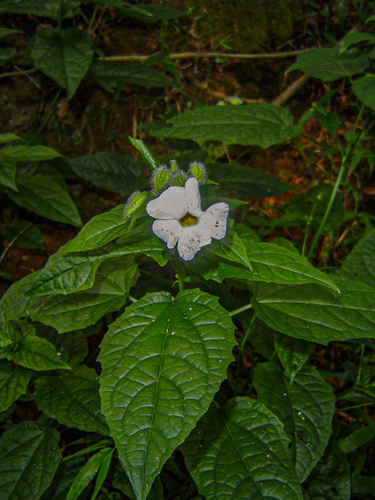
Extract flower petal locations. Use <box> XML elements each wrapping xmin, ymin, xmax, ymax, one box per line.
<box><xmin>185</xmin><ymin>177</ymin><xmax>202</xmax><ymax>217</ymax></box>
<box><xmin>146</xmin><ymin>186</ymin><xmax>187</xmax><ymax>220</ymax></box>
<box><xmin>152</xmin><ymin>219</ymin><xmax>182</xmax><ymax>249</ymax></box>
<box><xmin>198</xmin><ymin>203</ymin><xmax>229</xmax><ymax>240</ymax></box>
<box><xmin>177</xmin><ymin>226</ymin><xmax>211</xmax><ymax>261</ymax></box>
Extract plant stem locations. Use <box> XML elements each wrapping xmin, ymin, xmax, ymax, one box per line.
<box><xmin>174</xmin><ymin>252</ymin><xmax>184</xmax><ymax>293</ymax></box>
<box><xmin>234</xmin><ymin>316</ymin><xmax>255</xmax><ymax>395</ymax></box>
<box><xmin>306</xmin><ymin>103</ymin><xmax>367</xmax><ymax>261</ymax></box>
<box><xmin>229</xmin><ymin>303</ymin><xmax>253</xmax><ymax>317</ymax></box>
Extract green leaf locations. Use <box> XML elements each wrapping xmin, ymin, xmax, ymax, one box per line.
<box><xmin>114</xmin><ymin>3</ymin><xmax>187</xmax><ymax>22</ymax></box>
<box><xmin>89</xmin><ymin>448</ymin><xmax>115</xmax><ymax>500</ymax></box>
<box><xmin>1</xmin><ymin>144</ymin><xmax>61</xmax><ymax>162</ymax></box>
<box><xmin>128</xmin><ymin>138</ymin><xmax>160</xmax><ymax>171</ymax></box>
<box><xmin>30</xmin><ymin>27</ymin><xmax>93</xmax><ymax>100</ymax></box>
<box><xmin>7</xmin><ymin>174</ymin><xmax>82</xmax><ymax>227</ymax></box>
<box><xmin>303</xmin><ymin>444</ymin><xmax>350</xmax><ymax>500</ymax></box>
<box><xmin>99</xmin><ymin>289</ymin><xmax>235</xmax><ymax>500</ymax></box>
<box><xmin>0</xmin><ymin>359</ymin><xmax>32</xmax><ymax>413</ymax></box>
<box><xmin>181</xmin><ymin>397</ymin><xmax>303</xmax><ymax>500</ymax></box>
<box><xmin>35</xmin><ymin>324</ymin><xmax>88</xmax><ymax>366</ymax></box>
<box><xmin>66</xmin><ymin>448</ymin><xmax>113</xmax><ymax>500</ymax></box>
<box><xmin>34</xmin><ymin>366</ymin><xmax>109</xmax><ymax>434</ymax></box>
<box><xmin>10</xmin><ymin>320</ymin><xmax>70</xmax><ymax>371</ymax></box>
<box><xmin>61</xmin><ymin>204</ymin><xmax>129</xmax><ymax>253</ymax></box>
<box><xmin>0</xmin><ymin>157</ymin><xmax>17</xmax><ymax>190</ymax></box>
<box><xmin>0</xmin><ymin>421</ymin><xmax>61</xmax><ymax>500</ymax></box>
<box><xmin>252</xmin><ymin>280</ymin><xmax>375</xmax><ymax>343</ymax></box>
<box><xmin>274</xmin><ymin>332</ymin><xmax>313</xmax><ymax>382</ymax></box>
<box><xmin>0</xmin><ymin>133</ymin><xmax>22</xmax><ymax>144</ymax></box>
<box><xmin>339</xmin><ymin>229</ymin><xmax>375</xmax><ymax>286</ymax></box>
<box><xmin>0</xmin><ymin>47</ymin><xmax>16</xmax><ymax>66</ymax></box>
<box><xmin>286</xmin><ymin>47</ymin><xmax>369</xmax><ymax>81</ymax></box>
<box><xmin>145</xmin><ymin>104</ymin><xmax>302</xmax><ymax>148</ymax></box>
<box><xmin>351</xmin><ymin>475</ymin><xmax>375</xmax><ymax>497</ymax></box>
<box><xmin>69</xmin><ymin>152</ymin><xmax>145</xmax><ymax>195</ymax></box>
<box><xmin>210</xmin><ymin>161</ymin><xmax>294</xmax><ymax>198</ymax></box>
<box><xmin>0</xmin><ymin>0</ymin><xmax>80</xmax><ymax>18</ymax></box>
<box><xmin>0</xmin><ymin>27</ymin><xmax>23</xmax><ymax>38</ymax></box>
<box><xmin>352</xmin><ymin>74</ymin><xmax>375</xmax><ymax>111</ymax></box>
<box><xmin>88</xmin><ymin>59</ymin><xmax>173</xmax><ymax>92</ymax></box>
<box><xmin>31</xmin><ymin>257</ymin><xmax>137</xmax><ymax>333</ymax></box>
<box><xmin>340</xmin><ymin>32</ymin><xmax>375</xmax><ymax>52</ymax></box>
<box><xmin>2</xmin><ymin>220</ymin><xmax>45</xmax><ymax>249</ymax></box>
<box><xmin>0</xmin><ymin>271</ymin><xmax>45</xmax><ymax>323</ymax></box>
<box><xmin>337</xmin><ymin>425</ymin><xmax>375</xmax><ymax>454</ymax></box>
<box><xmin>253</xmin><ymin>362</ymin><xmax>335</xmax><ymax>481</ymax></box>
<box><xmin>41</xmin><ymin>458</ymin><xmax>87</xmax><ymax>500</ymax></box>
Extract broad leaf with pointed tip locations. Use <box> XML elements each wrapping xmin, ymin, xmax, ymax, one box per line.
<box><xmin>181</xmin><ymin>397</ymin><xmax>303</xmax><ymax>500</ymax></box>
<box><xmin>145</xmin><ymin>103</ymin><xmax>302</xmax><ymax>148</ymax></box>
<box><xmin>252</xmin><ymin>280</ymin><xmax>375</xmax><ymax>343</ymax></box>
<box><xmin>34</xmin><ymin>366</ymin><xmax>109</xmax><ymax>435</ymax></box>
<box><xmin>0</xmin><ymin>360</ymin><xmax>32</xmax><ymax>413</ymax></box>
<box><xmin>338</xmin><ymin>229</ymin><xmax>375</xmax><ymax>287</ymax></box>
<box><xmin>254</xmin><ymin>362</ymin><xmax>335</xmax><ymax>481</ymax></box>
<box><xmin>30</xmin><ymin>27</ymin><xmax>93</xmax><ymax>100</ymax></box>
<box><xmin>0</xmin><ymin>421</ymin><xmax>61</xmax><ymax>500</ymax></box>
<box><xmin>99</xmin><ymin>289</ymin><xmax>235</xmax><ymax>500</ymax></box>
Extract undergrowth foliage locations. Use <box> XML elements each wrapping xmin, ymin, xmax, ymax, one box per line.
<box><xmin>1</xmin><ymin>2</ymin><xmax>375</xmax><ymax>500</ymax></box>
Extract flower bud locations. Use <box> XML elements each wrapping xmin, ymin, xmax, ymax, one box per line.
<box><xmin>124</xmin><ymin>191</ymin><xmax>146</xmax><ymax>218</ymax></box>
<box><xmin>170</xmin><ymin>159</ymin><xmax>179</xmax><ymax>175</ymax></box>
<box><xmin>170</xmin><ymin>169</ymin><xmax>188</xmax><ymax>187</ymax></box>
<box><xmin>151</xmin><ymin>165</ymin><xmax>170</xmax><ymax>194</ymax></box>
<box><xmin>189</xmin><ymin>161</ymin><xmax>207</xmax><ymax>184</ymax></box>
<box><xmin>229</xmin><ymin>95</ymin><xmax>243</xmax><ymax>105</ymax></box>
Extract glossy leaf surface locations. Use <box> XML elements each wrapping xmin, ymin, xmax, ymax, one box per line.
<box><xmin>339</xmin><ymin>229</ymin><xmax>375</xmax><ymax>287</ymax></box>
<box><xmin>181</xmin><ymin>398</ymin><xmax>303</xmax><ymax>500</ymax></box>
<box><xmin>99</xmin><ymin>289</ymin><xmax>235</xmax><ymax>500</ymax></box>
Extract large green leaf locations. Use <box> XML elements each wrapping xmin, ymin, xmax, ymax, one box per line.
<box><xmin>31</xmin><ymin>257</ymin><xmax>137</xmax><ymax>333</ymax></box>
<box><xmin>1</xmin><ymin>144</ymin><xmax>61</xmax><ymax>162</ymax></box>
<box><xmin>69</xmin><ymin>152</ymin><xmax>145</xmax><ymax>195</ymax></box>
<box><xmin>7</xmin><ymin>174</ymin><xmax>82</xmax><ymax>227</ymax></box>
<box><xmin>62</xmin><ymin>204</ymin><xmax>129</xmax><ymax>253</ymax></box>
<box><xmin>353</xmin><ymin>75</ymin><xmax>375</xmax><ymax>111</ymax></box>
<box><xmin>0</xmin><ymin>421</ymin><xmax>61</xmax><ymax>500</ymax></box>
<box><xmin>35</xmin><ymin>324</ymin><xmax>88</xmax><ymax>366</ymax></box>
<box><xmin>88</xmin><ymin>59</ymin><xmax>173</xmax><ymax>92</ymax></box>
<box><xmin>303</xmin><ymin>444</ymin><xmax>350</xmax><ymax>500</ymax></box>
<box><xmin>287</xmin><ymin>47</ymin><xmax>369</xmax><ymax>81</ymax></box>
<box><xmin>8</xmin><ymin>320</ymin><xmax>70</xmax><ymax>371</ymax></box>
<box><xmin>338</xmin><ymin>229</ymin><xmax>375</xmax><ymax>287</ymax></box>
<box><xmin>145</xmin><ymin>104</ymin><xmax>302</xmax><ymax>148</ymax></box>
<box><xmin>99</xmin><ymin>289</ymin><xmax>235</xmax><ymax>500</ymax></box>
<box><xmin>252</xmin><ymin>280</ymin><xmax>375</xmax><ymax>343</ymax></box>
<box><xmin>181</xmin><ymin>397</ymin><xmax>303</xmax><ymax>500</ymax></box>
<box><xmin>210</xmin><ymin>161</ymin><xmax>294</xmax><ymax>198</ymax></box>
<box><xmin>34</xmin><ymin>366</ymin><xmax>109</xmax><ymax>435</ymax></box>
<box><xmin>30</xmin><ymin>27</ymin><xmax>93</xmax><ymax>99</ymax></box>
<box><xmin>0</xmin><ymin>0</ymin><xmax>80</xmax><ymax>18</ymax></box>
<box><xmin>253</xmin><ymin>363</ymin><xmax>335</xmax><ymax>481</ymax></box>
<box><xmin>0</xmin><ymin>359</ymin><xmax>32</xmax><ymax>413</ymax></box>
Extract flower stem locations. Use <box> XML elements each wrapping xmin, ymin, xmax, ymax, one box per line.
<box><xmin>229</xmin><ymin>303</ymin><xmax>253</xmax><ymax>317</ymax></box>
<box><xmin>174</xmin><ymin>251</ymin><xmax>184</xmax><ymax>293</ymax></box>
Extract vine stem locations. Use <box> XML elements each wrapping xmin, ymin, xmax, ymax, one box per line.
<box><xmin>306</xmin><ymin>103</ymin><xmax>367</xmax><ymax>261</ymax></box>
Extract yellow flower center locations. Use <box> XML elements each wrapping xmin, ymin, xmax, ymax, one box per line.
<box><xmin>179</xmin><ymin>212</ymin><xmax>198</xmax><ymax>227</ymax></box>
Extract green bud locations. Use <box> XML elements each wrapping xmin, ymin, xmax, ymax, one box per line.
<box><xmin>151</xmin><ymin>165</ymin><xmax>170</xmax><ymax>194</ymax></box>
<box><xmin>170</xmin><ymin>160</ymin><xmax>179</xmax><ymax>175</ymax></box>
<box><xmin>189</xmin><ymin>161</ymin><xmax>207</xmax><ymax>184</ymax></box>
<box><xmin>216</xmin><ymin>100</ymin><xmax>226</xmax><ymax>106</ymax></box>
<box><xmin>124</xmin><ymin>191</ymin><xmax>146</xmax><ymax>218</ymax></box>
<box><xmin>170</xmin><ymin>170</ymin><xmax>188</xmax><ymax>187</ymax></box>
<box><xmin>229</xmin><ymin>95</ymin><xmax>243</xmax><ymax>105</ymax></box>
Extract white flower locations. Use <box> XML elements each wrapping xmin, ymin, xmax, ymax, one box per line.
<box><xmin>146</xmin><ymin>177</ymin><xmax>229</xmax><ymax>261</ymax></box>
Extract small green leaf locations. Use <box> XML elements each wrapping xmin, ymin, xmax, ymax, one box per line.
<box><xmin>0</xmin><ymin>133</ymin><xmax>22</xmax><ymax>144</ymax></box>
<box><xmin>10</xmin><ymin>320</ymin><xmax>70</xmax><ymax>371</ymax></box>
<box><xmin>41</xmin><ymin>458</ymin><xmax>87</xmax><ymax>500</ymax></box>
<box><xmin>69</xmin><ymin>152</ymin><xmax>145</xmax><ymax>195</ymax></box>
<box><xmin>145</xmin><ymin>104</ymin><xmax>302</xmax><ymax>148</ymax></box>
<box><xmin>66</xmin><ymin>448</ymin><xmax>112</xmax><ymax>500</ymax></box>
<box><xmin>252</xmin><ymin>280</ymin><xmax>375</xmax><ymax>343</ymax></box>
<box><xmin>0</xmin><ymin>0</ymin><xmax>80</xmax><ymax>19</ymax></box>
<box><xmin>99</xmin><ymin>289</ymin><xmax>235</xmax><ymax>500</ymax></box>
<box><xmin>128</xmin><ymin>138</ymin><xmax>160</xmax><ymax>171</ymax></box>
<box><xmin>353</xmin><ymin>75</ymin><xmax>375</xmax><ymax>111</ymax></box>
<box><xmin>7</xmin><ymin>174</ymin><xmax>82</xmax><ymax>227</ymax></box>
<box><xmin>34</xmin><ymin>366</ymin><xmax>109</xmax><ymax>435</ymax></box>
<box><xmin>0</xmin><ymin>421</ymin><xmax>61</xmax><ymax>500</ymax></box>
<box><xmin>337</xmin><ymin>425</ymin><xmax>375</xmax><ymax>454</ymax></box>
<box><xmin>274</xmin><ymin>332</ymin><xmax>313</xmax><ymax>381</ymax></box>
<box><xmin>0</xmin><ymin>359</ymin><xmax>32</xmax><ymax>413</ymax></box>
<box><xmin>287</xmin><ymin>47</ymin><xmax>369</xmax><ymax>81</ymax></box>
<box><xmin>339</xmin><ymin>229</ymin><xmax>375</xmax><ymax>286</ymax></box>
<box><xmin>210</xmin><ymin>161</ymin><xmax>294</xmax><ymax>198</ymax></box>
<box><xmin>254</xmin><ymin>362</ymin><xmax>335</xmax><ymax>481</ymax></box>
<box><xmin>0</xmin><ymin>157</ymin><xmax>17</xmax><ymax>190</ymax></box>
<box><xmin>340</xmin><ymin>32</ymin><xmax>375</xmax><ymax>52</ymax></box>
<box><xmin>0</xmin><ymin>47</ymin><xmax>16</xmax><ymax>66</ymax></box>
<box><xmin>181</xmin><ymin>398</ymin><xmax>303</xmax><ymax>500</ymax></box>
<box><xmin>0</xmin><ymin>27</ymin><xmax>23</xmax><ymax>38</ymax></box>
<box><xmin>2</xmin><ymin>220</ymin><xmax>45</xmax><ymax>249</ymax></box>
<box><xmin>1</xmin><ymin>144</ymin><xmax>61</xmax><ymax>162</ymax></box>
<box><xmin>30</xmin><ymin>27</ymin><xmax>93</xmax><ymax>100</ymax></box>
